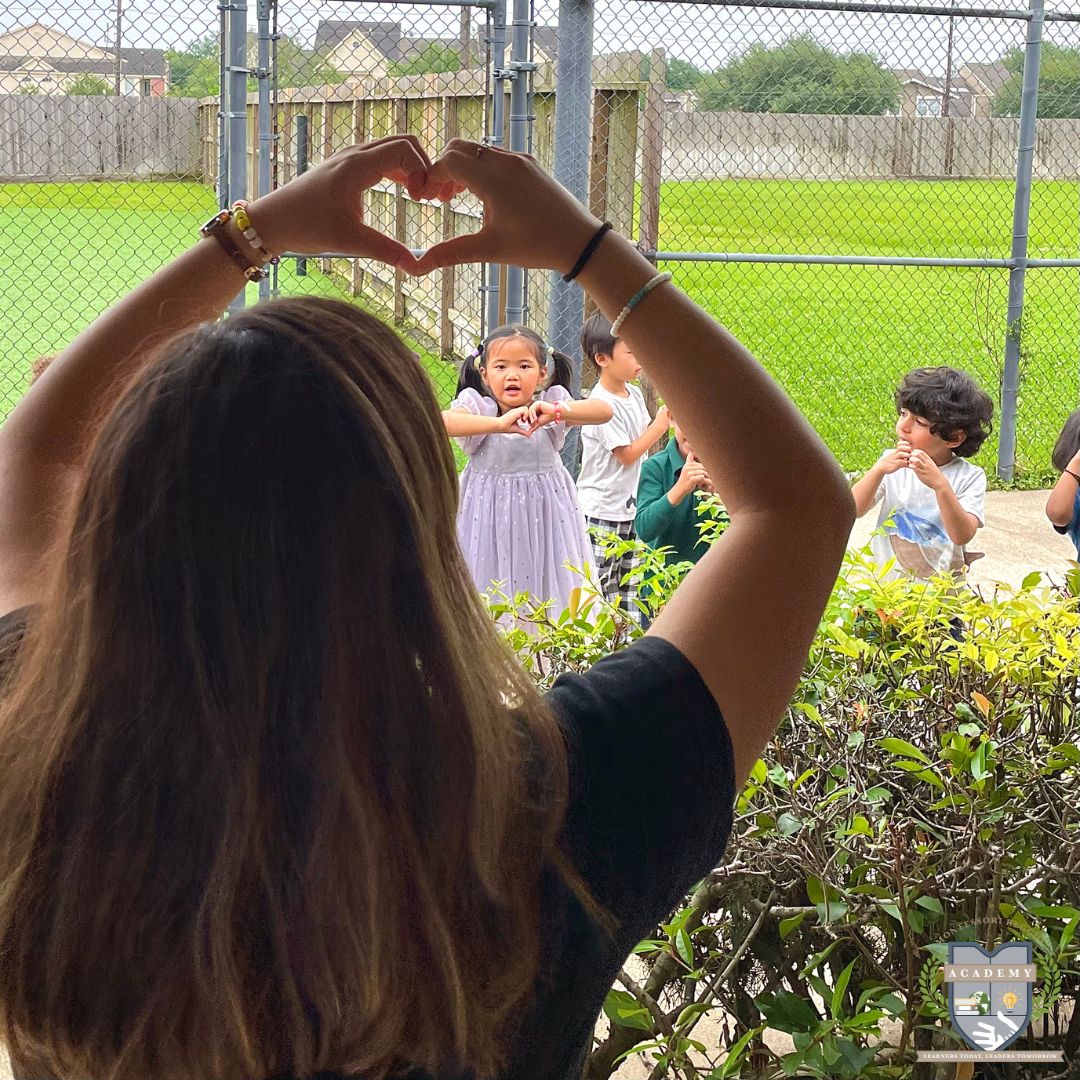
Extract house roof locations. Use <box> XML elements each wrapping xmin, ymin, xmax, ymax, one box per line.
<box><xmin>116</xmin><ymin>47</ymin><xmax>167</xmax><ymax>77</ymax></box>
<box><xmin>314</xmin><ymin>17</ymin><xmax>559</xmax><ymax>65</ymax></box>
<box><xmin>0</xmin><ymin>36</ymin><xmax>166</xmax><ymax>78</ymax></box>
<box><xmin>890</xmin><ymin>67</ymin><xmax>971</xmax><ymax>95</ymax></box>
<box><xmin>314</xmin><ymin>20</ymin><xmax>402</xmax><ymax>59</ymax></box>
<box><xmin>0</xmin><ymin>52</ymin><xmax>117</xmax><ymax>75</ymax></box>
<box><xmin>960</xmin><ymin>61</ymin><xmax>1011</xmax><ymax>95</ymax></box>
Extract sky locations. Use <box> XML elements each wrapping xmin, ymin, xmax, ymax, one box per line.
<box><xmin>4</xmin><ymin>0</ymin><xmax>1080</xmax><ymax>78</ymax></box>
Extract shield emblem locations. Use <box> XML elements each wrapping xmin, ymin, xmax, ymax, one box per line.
<box><xmin>948</xmin><ymin>942</ymin><xmax>1032</xmax><ymax>1053</ymax></box>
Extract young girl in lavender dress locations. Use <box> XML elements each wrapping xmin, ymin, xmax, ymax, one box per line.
<box><xmin>442</xmin><ymin>325</ymin><xmax>613</xmax><ymax>615</ymax></box>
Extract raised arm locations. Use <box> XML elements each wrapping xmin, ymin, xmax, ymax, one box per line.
<box><xmin>1047</xmin><ymin>453</ymin><xmax>1080</xmax><ymax>528</ymax></box>
<box><xmin>0</xmin><ymin>137</ymin><xmax>434</xmax><ymax>615</ymax></box>
<box><xmin>418</xmin><ymin>143</ymin><xmax>854</xmax><ymax>790</ymax></box>
<box><xmin>612</xmin><ymin>407</ymin><xmax>670</xmax><ymax>467</ymax></box>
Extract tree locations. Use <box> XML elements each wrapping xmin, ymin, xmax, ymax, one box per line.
<box><xmin>165</xmin><ymin>33</ymin><xmax>342</xmax><ymax>97</ymax></box>
<box><xmin>272</xmin><ymin>35</ymin><xmax>343</xmax><ymax>89</ymax></box>
<box><xmin>67</xmin><ymin>72</ymin><xmax>113</xmax><ymax>95</ymax></box>
<box><xmin>166</xmin><ymin>34</ymin><xmax>218</xmax><ymax>97</ymax></box>
<box><xmin>993</xmin><ymin>42</ymin><xmax>1080</xmax><ymax>118</ymax></box>
<box><xmin>639</xmin><ymin>54</ymin><xmax>704</xmax><ymax>91</ymax></box>
<box><xmin>666</xmin><ymin>56</ymin><xmax>704</xmax><ymax>92</ymax></box>
<box><xmin>696</xmin><ymin>34</ymin><xmax>899</xmax><ymax>115</ymax></box>
<box><xmin>388</xmin><ymin>43</ymin><xmax>461</xmax><ymax>76</ymax></box>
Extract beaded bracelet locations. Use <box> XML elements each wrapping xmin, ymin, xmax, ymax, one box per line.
<box><xmin>1066</xmin><ymin>468</ymin><xmax>1080</xmax><ymax>486</ymax></box>
<box><xmin>231</xmin><ymin>201</ymin><xmax>278</xmax><ymax>266</ymax></box>
<box><xmin>610</xmin><ymin>272</ymin><xmax>673</xmax><ymax>336</ymax></box>
<box><xmin>199</xmin><ymin>209</ymin><xmax>269</xmax><ymax>282</ymax></box>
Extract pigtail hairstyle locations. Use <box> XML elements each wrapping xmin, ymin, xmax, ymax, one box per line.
<box><xmin>456</xmin><ymin>343</ymin><xmax>488</xmax><ymax>398</ymax></box>
<box><xmin>1052</xmin><ymin>408</ymin><xmax>1080</xmax><ymax>472</ymax></box>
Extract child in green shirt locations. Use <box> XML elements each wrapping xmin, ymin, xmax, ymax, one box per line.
<box><xmin>636</xmin><ymin>419</ymin><xmax>715</xmax><ymax>568</ymax></box>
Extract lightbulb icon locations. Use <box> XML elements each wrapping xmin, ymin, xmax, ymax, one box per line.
<box><xmin>1002</xmin><ymin>991</ymin><xmax>1019</xmax><ymax>1010</ymax></box>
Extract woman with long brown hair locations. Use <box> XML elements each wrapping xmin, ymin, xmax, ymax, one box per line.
<box><xmin>0</xmin><ymin>135</ymin><xmax>853</xmax><ymax>1080</ymax></box>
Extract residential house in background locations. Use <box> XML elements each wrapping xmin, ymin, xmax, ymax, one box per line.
<box><xmin>0</xmin><ymin>23</ymin><xmax>168</xmax><ymax>95</ymax></box>
<box><xmin>313</xmin><ymin>18</ymin><xmax>557</xmax><ymax>77</ymax></box>
<box><xmin>890</xmin><ymin>67</ymin><xmax>973</xmax><ymax>117</ymax></box>
<box><xmin>958</xmin><ymin>61</ymin><xmax>1011</xmax><ymax>117</ymax></box>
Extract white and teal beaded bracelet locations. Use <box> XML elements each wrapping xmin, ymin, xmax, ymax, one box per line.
<box><xmin>610</xmin><ymin>272</ymin><xmax>673</xmax><ymax>336</ymax></box>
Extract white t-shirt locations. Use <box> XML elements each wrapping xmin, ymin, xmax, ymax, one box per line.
<box><xmin>577</xmin><ymin>383</ymin><xmax>652</xmax><ymax>522</ymax></box>
<box><xmin>869</xmin><ymin>453</ymin><xmax>987</xmax><ymax>581</ymax></box>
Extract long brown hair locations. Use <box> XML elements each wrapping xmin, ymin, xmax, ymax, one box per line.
<box><xmin>0</xmin><ymin>298</ymin><xmax>577</xmax><ymax>1080</ymax></box>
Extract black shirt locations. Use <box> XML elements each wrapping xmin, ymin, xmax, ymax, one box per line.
<box><xmin>0</xmin><ymin>612</ymin><xmax>735</xmax><ymax>1080</ymax></box>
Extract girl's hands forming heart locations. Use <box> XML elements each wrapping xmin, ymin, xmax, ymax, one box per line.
<box><xmin>495</xmin><ymin>406</ymin><xmax>534</xmax><ymax>436</ymax></box>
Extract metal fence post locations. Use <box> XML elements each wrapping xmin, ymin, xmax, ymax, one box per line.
<box><xmin>997</xmin><ymin>0</ymin><xmax>1043</xmax><ymax>482</ymax></box>
<box><xmin>224</xmin><ymin>0</ymin><xmax>249</xmax><ymax>312</ymax></box>
<box><xmin>548</xmin><ymin>0</ymin><xmax>594</xmax><ymax>472</ymax></box>
<box><xmin>217</xmin><ymin>0</ymin><xmax>228</xmax><ymax>210</ymax></box>
<box><xmin>485</xmin><ymin>0</ymin><xmax>508</xmax><ymax>334</ymax></box>
<box><xmin>256</xmin><ymin>0</ymin><xmax>273</xmax><ymax>301</ymax></box>
<box><xmin>504</xmin><ymin>0</ymin><xmax>534</xmax><ymax>323</ymax></box>
<box><xmin>295</xmin><ymin>114</ymin><xmax>308</xmax><ymax>277</ymax></box>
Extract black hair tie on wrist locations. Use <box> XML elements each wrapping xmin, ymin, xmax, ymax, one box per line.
<box><xmin>563</xmin><ymin>222</ymin><xmax>612</xmax><ymax>283</ymax></box>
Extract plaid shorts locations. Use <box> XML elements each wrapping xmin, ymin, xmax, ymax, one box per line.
<box><xmin>585</xmin><ymin>516</ymin><xmax>640</xmax><ymax>622</ymax></box>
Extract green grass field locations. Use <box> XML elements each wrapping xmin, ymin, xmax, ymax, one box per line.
<box><xmin>2</xmin><ymin>178</ymin><xmax>1078</xmax><ymax>480</ymax></box>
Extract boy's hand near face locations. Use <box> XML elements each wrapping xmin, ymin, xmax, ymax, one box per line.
<box><xmin>879</xmin><ymin>441</ymin><xmax>911</xmax><ymax>475</ymax></box>
<box><xmin>908</xmin><ymin>448</ymin><xmax>948</xmax><ymax>491</ymax></box>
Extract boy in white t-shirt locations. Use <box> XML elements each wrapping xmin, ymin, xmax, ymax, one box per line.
<box><xmin>851</xmin><ymin>366</ymin><xmax>994</xmax><ymax>581</ymax></box>
<box><xmin>576</xmin><ymin>313</ymin><xmax>670</xmax><ymax>618</ymax></box>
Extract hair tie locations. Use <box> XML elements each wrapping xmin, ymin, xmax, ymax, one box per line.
<box><xmin>471</xmin><ymin>342</ymin><xmax>485</xmax><ymax>370</ymax></box>
<box><xmin>546</xmin><ymin>345</ymin><xmax>555</xmax><ymax>360</ymax></box>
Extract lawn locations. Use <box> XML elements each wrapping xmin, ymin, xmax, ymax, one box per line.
<box><xmin>2</xmin><ymin>177</ymin><xmax>1078</xmax><ymax>480</ymax></box>
<box><xmin>655</xmin><ymin>178</ymin><xmax>1080</xmax><ymax>482</ymax></box>
<box><xmin>0</xmin><ymin>180</ymin><xmax>463</xmax><ymax>409</ymax></box>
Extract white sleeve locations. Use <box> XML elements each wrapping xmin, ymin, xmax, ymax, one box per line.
<box><xmin>954</xmin><ymin>465</ymin><xmax>987</xmax><ymax>527</ymax></box>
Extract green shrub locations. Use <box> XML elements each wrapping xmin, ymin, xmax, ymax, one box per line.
<box><xmin>491</xmin><ymin>536</ymin><xmax>1080</xmax><ymax>1078</ymax></box>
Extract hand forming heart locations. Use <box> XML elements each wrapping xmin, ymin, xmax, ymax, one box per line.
<box><xmin>246</xmin><ymin>136</ymin><xmax>604</xmax><ymax>282</ymax></box>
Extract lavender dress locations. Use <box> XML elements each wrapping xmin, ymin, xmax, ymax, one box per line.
<box><xmin>452</xmin><ymin>386</ymin><xmax>596</xmax><ymax>614</ymax></box>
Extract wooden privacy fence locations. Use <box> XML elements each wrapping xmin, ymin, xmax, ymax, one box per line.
<box><xmin>0</xmin><ymin>95</ymin><xmax>201</xmax><ymax>181</ymax></box>
<box><xmin>656</xmin><ymin>109</ymin><xmax>1080</xmax><ymax>181</ymax></box>
<box><xmin>197</xmin><ymin>56</ymin><xmax>648</xmax><ymax>355</ymax></box>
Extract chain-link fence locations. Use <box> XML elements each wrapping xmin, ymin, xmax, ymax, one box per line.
<box><xmin>2</xmin><ymin>0</ymin><xmax>1079</xmax><ymax>480</ymax></box>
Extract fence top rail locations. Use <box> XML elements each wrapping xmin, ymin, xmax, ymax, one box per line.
<box><xmin>628</xmin><ymin>0</ymin><xmax>1080</xmax><ymax>20</ymax></box>
<box><xmin>647</xmin><ymin>251</ymin><xmax>1080</xmax><ymax>267</ymax></box>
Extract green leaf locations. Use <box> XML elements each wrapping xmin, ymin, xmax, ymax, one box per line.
<box><xmin>603</xmin><ymin>989</ymin><xmax>653</xmax><ymax>1031</ymax></box>
<box><xmin>880</xmin><ymin>901</ymin><xmax>902</xmax><ymax>923</ymax></box>
<box><xmin>1022</xmin><ymin>570</ymin><xmax>1043</xmax><ymax>589</ymax></box>
<box><xmin>970</xmin><ymin>739</ymin><xmax>992</xmax><ymax>781</ymax></box>
<box><xmin>712</xmin><ymin>1025</ymin><xmax>762</xmax><ymax>1080</ymax></box>
<box><xmin>780</xmin><ymin>911</ymin><xmax>809</xmax><ymax>939</ymax></box>
<box><xmin>759</xmin><ymin>989</ymin><xmax>820</xmax><ymax>1033</ymax></box>
<box><xmin>879</xmin><ymin>736</ymin><xmax>932</xmax><ymax>765</ymax></box>
<box><xmin>777</xmin><ymin>812</ymin><xmax>803</xmax><ymax>836</ymax></box>
<box><xmin>675</xmin><ymin>1001</ymin><xmax>713</xmax><ymax>1030</ymax></box>
<box><xmin>831</xmin><ymin>958</ymin><xmax>857</xmax><ymax>1018</ymax></box>
<box><xmin>914</xmin><ymin>896</ymin><xmax>945</xmax><ymax>915</ymax></box>
<box><xmin>675</xmin><ymin>927</ymin><xmax>694</xmax><ymax>966</ymax></box>
<box><xmin>865</xmin><ymin>785</ymin><xmax>892</xmax><ymax>803</ymax></box>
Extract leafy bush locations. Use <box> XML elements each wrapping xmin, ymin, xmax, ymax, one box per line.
<box><xmin>491</xmin><ymin>536</ymin><xmax>1080</xmax><ymax>1078</ymax></box>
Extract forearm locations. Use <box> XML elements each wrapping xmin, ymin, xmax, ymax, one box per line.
<box><xmin>579</xmin><ymin>235</ymin><xmax>850</xmax><ymax>520</ymax></box>
<box><xmin>851</xmin><ymin>466</ymin><xmax>884</xmax><ymax>517</ymax></box>
<box><xmin>563</xmin><ymin>399</ymin><xmax>612</xmax><ymax>426</ymax></box>
<box><xmin>1</xmin><ymin>235</ymin><xmax>248</xmax><ymax>471</ymax></box>
<box><xmin>442</xmin><ymin>411</ymin><xmax>501</xmax><ymax>437</ymax></box>
<box><xmin>1046</xmin><ymin>473</ymin><xmax>1079</xmax><ymax>527</ymax></box>
<box><xmin>617</xmin><ymin>415</ymin><xmax>669</xmax><ymax>466</ymax></box>
<box><xmin>935</xmin><ymin>485</ymin><xmax>978</xmax><ymax>545</ymax></box>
